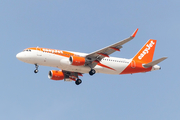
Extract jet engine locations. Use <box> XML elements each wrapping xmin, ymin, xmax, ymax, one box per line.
<box><xmin>69</xmin><ymin>56</ymin><xmax>86</xmax><ymax>66</ymax></box>
<box><xmin>48</xmin><ymin>70</ymin><xmax>64</xmax><ymax>80</ymax></box>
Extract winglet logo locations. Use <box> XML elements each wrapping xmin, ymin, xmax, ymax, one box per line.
<box><xmin>138</xmin><ymin>41</ymin><xmax>155</xmax><ymax>60</ymax></box>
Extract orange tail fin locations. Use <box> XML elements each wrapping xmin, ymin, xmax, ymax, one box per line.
<box><xmin>133</xmin><ymin>39</ymin><xmax>157</xmax><ymax>63</ymax></box>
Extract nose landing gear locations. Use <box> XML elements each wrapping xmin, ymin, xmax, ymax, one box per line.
<box><xmin>34</xmin><ymin>64</ymin><xmax>39</xmax><ymax>73</ymax></box>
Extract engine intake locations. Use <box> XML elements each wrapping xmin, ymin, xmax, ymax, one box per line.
<box><xmin>69</xmin><ymin>56</ymin><xmax>86</xmax><ymax>66</ymax></box>
<box><xmin>48</xmin><ymin>70</ymin><xmax>64</xmax><ymax>80</ymax></box>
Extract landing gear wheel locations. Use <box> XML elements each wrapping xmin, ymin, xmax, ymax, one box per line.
<box><xmin>75</xmin><ymin>79</ymin><xmax>82</xmax><ymax>85</ymax></box>
<box><xmin>34</xmin><ymin>64</ymin><xmax>39</xmax><ymax>73</ymax></box>
<box><xmin>34</xmin><ymin>69</ymin><xmax>38</xmax><ymax>73</ymax></box>
<box><xmin>89</xmin><ymin>69</ymin><xmax>96</xmax><ymax>76</ymax></box>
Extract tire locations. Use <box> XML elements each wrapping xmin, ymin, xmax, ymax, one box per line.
<box><xmin>89</xmin><ymin>69</ymin><xmax>96</xmax><ymax>76</ymax></box>
<box><xmin>34</xmin><ymin>69</ymin><xmax>38</xmax><ymax>73</ymax></box>
<box><xmin>75</xmin><ymin>79</ymin><xmax>82</xmax><ymax>85</ymax></box>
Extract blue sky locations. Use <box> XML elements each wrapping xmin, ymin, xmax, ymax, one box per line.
<box><xmin>0</xmin><ymin>0</ymin><xmax>180</xmax><ymax>120</ymax></box>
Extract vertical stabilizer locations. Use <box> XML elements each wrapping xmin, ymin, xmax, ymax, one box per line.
<box><xmin>132</xmin><ymin>39</ymin><xmax>157</xmax><ymax>63</ymax></box>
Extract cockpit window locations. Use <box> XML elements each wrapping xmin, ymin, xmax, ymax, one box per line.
<box><xmin>23</xmin><ymin>49</ymin><xmax>31</xmax><ymax>52</ymax></box>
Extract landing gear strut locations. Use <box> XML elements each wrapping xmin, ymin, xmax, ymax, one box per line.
<box><xmin>89</xmin><ymin>69</ymin><xmax>96</xmax><ymax>76</ymax></box>
<box><xmin>34</xmin><ymin>64</ymin><xmax>39</xmax><ymax>73</ymax></box>
<box><xmin>75</xmin><ymin>79</ymin><xmax>82</xmax><ymax>85</ymax></box>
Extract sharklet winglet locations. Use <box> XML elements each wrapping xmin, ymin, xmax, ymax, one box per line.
<box><xmin>131</xmin><ymin>28</ymin><xmax>139</xmax><ymax>38</ymax></box>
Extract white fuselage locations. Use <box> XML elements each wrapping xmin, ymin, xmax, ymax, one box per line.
<box><xmin>16</xmin><ymin>49</ymin><xmax>133</xmax><ymax>75</ymax></box>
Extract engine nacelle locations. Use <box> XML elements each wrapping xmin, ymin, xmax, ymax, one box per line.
<box><xmin>48</xmin><ymin>70</ymin><xmax>64</xmax><ymax>80</ymax></box>
<box><xmin>69</xmin><ymin>56</ymin><xmax>86</xmax><ymax>66</ymax></box>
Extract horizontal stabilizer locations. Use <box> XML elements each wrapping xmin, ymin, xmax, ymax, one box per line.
<box><xmin>143</xmin><ymin>57</ymin><xmax>168</xmax><ymax>68</ymax></box>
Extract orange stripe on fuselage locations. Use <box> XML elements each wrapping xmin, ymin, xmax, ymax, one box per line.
<box><xmin>120</xmin><ymin>61</ymin><xmax>152</xmax><ymax>74</ymax></box>
<box><xmin>26</xmin><ymin>47</ymin><xmax>78</xmax><ymax>58</ymax></box>
<box><xmin>97</xmin><ymin>63</ymin><xmax>116</xmax><ymax>71</ymax></box>
<box><xmin>92</xmin><ymin>60</ymin><xmax>116</xmax><ymax>71</ymax></box>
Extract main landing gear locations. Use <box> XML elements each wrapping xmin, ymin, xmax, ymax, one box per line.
<box><xmin>75</xmin><ymin>69</ymin><xmax>95</xmax><ymax>85</ymax></box>
<box><xmin>75</xmin><ymin>79</ymin><xmax>82</xmax><ymax>85</ymax></box>
<box><xmin>89</xmin><ymin>69</ymin><xmax>96</xmax><ymax>76</ymax></box>
<box><xmin>34</xmin><ymin>64</ymin><xmax>39</xmax><ymax>73</ymax></box>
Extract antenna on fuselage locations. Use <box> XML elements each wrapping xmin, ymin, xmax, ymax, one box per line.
<box><xmin>36</xmin><ymin>46</ymin><xmax>39</xmax><ymax>50</ymax></box>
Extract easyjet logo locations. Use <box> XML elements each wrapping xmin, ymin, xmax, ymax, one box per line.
<box><xmin>42</xmin><ymin>49</ymin><xmax>63</xmax><ymax>54</ymax></box>
<box><xmin>138</xmin><ymin>41</ymin><xmax>155</xmax><ymax>60</ymax></box>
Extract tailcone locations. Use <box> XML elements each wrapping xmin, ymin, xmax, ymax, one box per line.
<box><xmin>151</xmin><ymin>65</ymin><xmax>161</xmax><ymax>71</ymax></box>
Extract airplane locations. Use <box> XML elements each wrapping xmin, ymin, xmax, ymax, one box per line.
<box><xmin>16</xmin><ymin>29</ymin><xmax>167</xmax><ymax>85</ymax></box>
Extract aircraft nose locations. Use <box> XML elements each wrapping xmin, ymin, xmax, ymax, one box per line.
<box><xmin>16</xmin><ymin>52</ymin><xmax>25</xmax><ymax>61</ymax></box>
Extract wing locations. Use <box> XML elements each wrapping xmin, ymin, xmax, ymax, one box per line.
<box><xmin>85</xmin><ymin>28</ymin><xmax>139</xmax><ymax>68</ymax></box>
